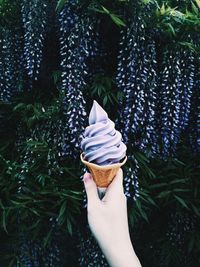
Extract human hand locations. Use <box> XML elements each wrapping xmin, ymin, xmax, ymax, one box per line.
<box><xmin>83</xmin><ymin>168</ymin><xmax>142</xmax><ymax>267</ymax></box>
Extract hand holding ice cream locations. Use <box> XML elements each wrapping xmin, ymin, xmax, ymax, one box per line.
<box><xmin>81</xmin><ymin>102</ymin><xmax>141</xmax><ymax>267</ymax></box>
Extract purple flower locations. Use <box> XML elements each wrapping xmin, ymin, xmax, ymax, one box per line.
<box><xmin>21</xmin><ymin>0</ymin><xmax>48</xmax><ymax>81</ymax></box>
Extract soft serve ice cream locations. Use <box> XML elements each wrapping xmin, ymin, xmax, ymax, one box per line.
<box><xmin>81</xmin><ymin>100</ymin><xmax>127</xmax><ymax>166</ymax></box>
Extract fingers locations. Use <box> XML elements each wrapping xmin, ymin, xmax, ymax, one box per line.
<box><xmin>83</xmin><ymin>172</ymin><xmax>100</xmax><ymax>207</ymax></box>
<box><xmin>108</xmin><ymin>168</ymin><xmax>124</xmax><ymax>194</ymax></box>
<box><xmin>83</xmin><ymin>169</ymin><xmax>125</xmax><ymax>205</ymax></box>
<box><xmin>102</xmin><ymin>168</ymin><xmax>125</xmax><ymax>202</ymax></box>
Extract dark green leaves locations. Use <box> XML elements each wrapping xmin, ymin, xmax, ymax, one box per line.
<box><xmin>152</xmin><ymin>1</ymin><xmax>200</xmax><ymax>40</ymax></box>
<box><xmin>89</xmin><ymin>4</ymin><xmax>126</xmax><ymax>27</ymax></box>
<box><xmin>13</xmin><ymin>100</ymin><xmax>61</xmax><ymax>128</ymax></box>
<box><xmin>56</xmin><ymin>0</ymin><xmax>68</xmax><ymax>13</ymax></box>
<box><xmin>174</xmin><ymin>195</ymin><xmax>189</xmax><ymax>209</ymax></box>
<box><xmin>57</xmin><ymin>200</ymin><xmax>67</xmax><ymax>225</ymax></box>
<box><xmin>90</xmin><ymin>74</ymin><xmax>123</xmax><ymax>108</ymax></box>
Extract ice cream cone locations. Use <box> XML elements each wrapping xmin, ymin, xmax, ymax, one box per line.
<box><xmin>80</xmin><ymin>153</ymin><xmax>127</xmax><ymax>187</ymax></box>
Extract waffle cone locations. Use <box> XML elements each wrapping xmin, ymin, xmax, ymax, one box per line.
<box><xmin>80</xmin><ymin>153</ymin><xmax>127</xmax><ymax>187</ymax></box>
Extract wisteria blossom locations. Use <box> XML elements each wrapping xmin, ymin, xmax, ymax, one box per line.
<box><xmin>21</xmin><ymin>0</ymin><xmax>48</xmax><ymax>81</ymax></box>
<box><xmin>160</xmin><ymin>45</ymin><xmax>195</xmax><ymax>157</ymax></box>
<box><xmin>0</xmin><ymin>28</ymin><xmax>24</xmax><ymax>100</ymax></box>
<box><xmin>116</xmin><ymin>18</ymin><xmax>159</xmax><ymax>156</ymax></box>
<box><xmin>57</xmin><ymin>1</ymin><xmax>101</xmax><ymax>159</ymax></box>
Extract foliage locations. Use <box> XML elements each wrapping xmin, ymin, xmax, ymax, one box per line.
<box><xmin>127</xmin><ymin>146</ymin><xmax>200</xmax><ymax>267</ymax></box>
<box><xmin>0</xmin><ymin>94</ymin><xmax>83</xmax><ymax>265</ymax></box>
<box><xmin>89</xmin><ymin>74</ymin><xmax>123</xmax><ymax>107</ymax></box>
<box><xmin>55</xmin><ymin>0</ymin><xmax>200</xmax><ymax>47</ymax></box>
<box><xmin>0</xmin><ymin>0</ymin><xmax>199</xmax><ymax>266</ymax></box>
<box><xmin>0</xmin><ymin>0</ymin><xmax>20</xmax><ymax>27</ymax></box>
<box><xmin>1</xmin><ymin>91</ymin><xmax>199</xmax><ymax>266</ymax></box>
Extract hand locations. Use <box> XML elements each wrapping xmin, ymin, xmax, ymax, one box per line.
<box><xmin>83</xmin><ymin>168</ymin><xmax>142</xmax><ymax>267</ymax></box>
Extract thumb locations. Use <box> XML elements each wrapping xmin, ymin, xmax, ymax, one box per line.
<box><xmin>83</xmin><ymin>172</ymin><xmax>100</xmax><ymax>206</ymax></box>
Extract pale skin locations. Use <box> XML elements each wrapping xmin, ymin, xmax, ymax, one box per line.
<box><xmin>83</xmin><ymin>168</ymin><xmax>142</xmax><ymax>267</ymax></box>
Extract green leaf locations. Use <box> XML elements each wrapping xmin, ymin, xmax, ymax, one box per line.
<box><xmin>52</xmin><ymin>70</ymin><xmax>62</xmax><ymax>85</ymax></box>
<box><xmin>195</xmin><ymin>0</ymin><xmax>200</xmax><ymax>8</ymax></box>
<box><xmin>43</xmin><ymin>228</ymin><xmax>53</xmax><ymax>248</ymax></box>
<box><xmin>173</xmin><ymin>189</ymin><xmax>190</xmax><ymax>193</ymax></box>
<box><xmin>58</xmin><ymin>200</ymin><xmax>67</xmax><ymax>224</ymax></box>
<box><xmin>13</xmin><ymin>103</ymin><xmax>26</xmax><ymax>112</ymax></box>
<box><xmin>56</xmin><ymin>0</ymin><xmax>67</xmax><ymax>12</ymax></box>
<box><xmin>30</xmin><ymin>209</ymin><xmax>40</xmax><ymax>216</ymax></box>
<box><xmin>110</xmin><ymin>14</ymin><xmax>126</xmax><ymax>27</ymax></box>
<box><xmin>146</xmin><ymin>197</ymin><xmax>157</xmax><ymax>207</ymax></box>
<box><xmin>10</xmin><ymin>200</ymin><xmax>23</xmax><ymax>206</ymax></box>
<box><xmin>103</xmin><ymin>95</ymin><xmax>108</xmax><ymax>106</ymax></box>
<box><xmin>108</xmin><ymin>94</ymin><xmax>114</xmax><ymax>104</ymax></box>
<box><xmin>2</xmin><ymin>209</ymin><xmax>8</xmax><ymax>233</ymax></box>
<box><xmin>166</xmin><ymin>23</ymin><xmax>176</xmax><ymax>36</ymax></box>
<box><xmin>174</xmin><ymin>195</ymin><xmax>189</xmax><ymax>209</ymax></box>
<box><xmin>91</xmin><ymin>6</ymin><xmax>126</xmax><ymax>27</ymax></box>
<box><xmin>135</xmin><ymin>200</ymin><xmax>148</xmax><ymax>222</ymax></box>
<box><xmin>67</xmin><ymin>218</ymin><xmax>73</xmax><ymax>235</ymax></box>
<box><xmin>160</xmin><ymin>3</ymin><xmax>166</xmax><ymax>15</ymax></box>
<box><xmin>142</xmin><ymin>0</ymin><xmax>151</xmax><ymax>4</ymax></box>
<box><xmin>157</xmin><ymin>190</ymin><xmax>171</xmax><ymax>198</ymax></box>
<box><xmin>192</xmin><ymin>2</ymin><xmax>199</xmax><ymax>15</ymax></box>
<box><xmin>169</xmin><ymin>179</ymin><xmax>187</xmax><ymax>184</ymax></box>
<box><xmin>191</xmin><ymin>204</ymin><xmax>200</xmax><ymax>217</ymax></box>
<box><xmin>101</xmin><ymin>6</ymin><xmax>110</xmax><ymax>14</ymax></box>
<box><xmin>97</xmin><ymin>86</ymin><xmax>103</xmax><ymax>96</ymax></box>
<box><xmin>28</xmin><ymin>219</ymin><xmax>40</xmax><ymax>230</ymax></box>
<box><xmin>174</xmin><ymin>159</ymin><xmax>186</xmax><ymax>166</ymax></box>
<box><xmin>188</xmin><ymin>235</ymin><xmax>195</xmax><ymax>253</ymax></box>
<box><xmin>88</xmin><ymin>6</ymin><xmax>105</xmax><ymax>14</ymax></box>
<box><xmin>69</xmin><ymin>190</ymin><xmax>82</xmax><ymax>195</ymax></box>
<box><xmin>0</xmin><ymin>200</ymin><xmax>4</xmax><ymax>210</ymax></box>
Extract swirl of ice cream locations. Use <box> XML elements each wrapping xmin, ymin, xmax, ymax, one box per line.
<box><xmin>81</xmin><ymin>100</ymin><xmax>127</xmax><ymax>165</ymax></box>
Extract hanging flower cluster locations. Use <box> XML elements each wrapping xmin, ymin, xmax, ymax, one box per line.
<box><xmin>15</xmin><ymin>115</ymin><xmax>66</xmax><ymax>191</ymax></box>
<box><xmin>116</xmin><ymin>17</ymin><xmax>159</xmax><ymax>156</ymax></box>
<box><xmin>124</xmin><ymin>155</ymin><xmax>140</xmax><ymax>200</ymax></box>
<box><xmin>14</xmin><ymin>237</ymin><xmax>60</xmax><ymax>267</ymax></box>
<box><xmin>116</xmin><ymin>17</ymin><xmax>197</xmax><ymax>158</ymax></box>
<box><xmin>188</xmin><ymin>55</ymin><xmax>200</xmax><ymax>154</ymax></box>
<box><xmin>21</xmin><ymin>0</ymin><xmax>48</xmax><ymax>81</ymax></box>
<box><xmin>58</xmin><ymin>1</ymin><xmax>102</xmax><ymax>159</ymax></box>
<box><xmin>0</xmin><ymin>28</ymin><xmax>24</xmax><ymax>101</ymax></box>
<box><xmin>160</xmin><ymin>44</ymin><xmax>195</xmax><ymax>157</ymax></box>
<box><xmin>165</xmin><ymin>212</ymin><xmax>196</xmax><ymax>264</ymax></box>
<box><xmin>14</xmin><ymin>117</ymin><xmax>66</xmax><ymax>265</ymax></box>
<box><xmin>79</xmin><ymin>228</ymin><xmax>108</xmax><ymax>267</ymax></box>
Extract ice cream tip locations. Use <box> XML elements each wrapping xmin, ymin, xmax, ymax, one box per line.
<box><xmin>80</xmin><ymin>100</ymin><xmax>127</xmax><ymax>166</ymax></box>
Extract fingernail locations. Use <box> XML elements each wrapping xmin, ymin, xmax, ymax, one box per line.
<box><xmin>83</xmin><ymin>173</ymin><xmax>91</xmax><ymax>183</ymax></box>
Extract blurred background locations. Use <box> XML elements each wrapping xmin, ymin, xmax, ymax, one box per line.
<box><xmin>0</xmin><ymin>0</ymin><xmax>199</xmax><ymax>266</ymax></box>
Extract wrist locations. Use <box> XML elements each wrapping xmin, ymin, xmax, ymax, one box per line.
<box><xmin>100</xmin><ymin>237</ymin><xmax>141</xmax><ymax>267</ymax></box>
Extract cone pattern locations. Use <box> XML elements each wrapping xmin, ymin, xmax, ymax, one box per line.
<box><xmin>80</xmin><ymin>154</ymin><xmax>127</xmax><ymax>187</ymax></box>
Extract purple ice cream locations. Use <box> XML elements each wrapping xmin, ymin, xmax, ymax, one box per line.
<box><xmin>80</xmin><ymin>100</ymin><xmax>127</xmax><ymax>165</ymax></box>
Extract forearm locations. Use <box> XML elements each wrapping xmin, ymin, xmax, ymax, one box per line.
<box><xmin>100</xmin><ymin>238</ymin><xmax>142</xmax><ymax>267</ymax></box>
<box><xmin>84</xmin><ymin>171</ymin><xmax>142</xmax><ymax>267</ymax></box>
